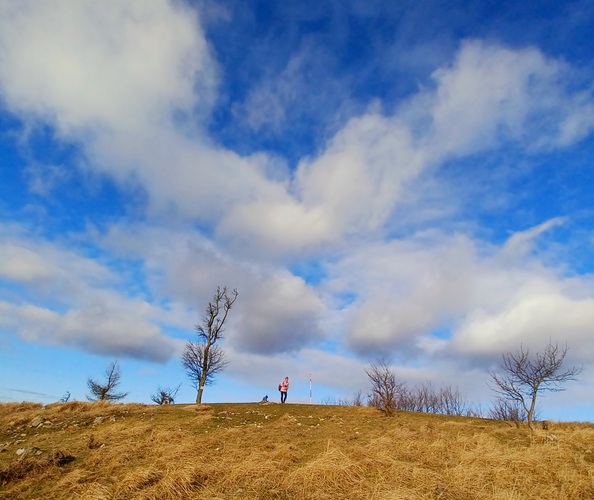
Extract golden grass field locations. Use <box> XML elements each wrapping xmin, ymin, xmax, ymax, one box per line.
<box><xmin>1</xmin><ymin>401</ymin><xmax>593</xmax><ymax>499</ymax></box>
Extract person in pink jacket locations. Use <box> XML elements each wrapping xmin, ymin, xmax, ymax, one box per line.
<box><xmin>279</xmin><ymin>376</ymin><xmax>289</xmax><ymax>403</ymax></box>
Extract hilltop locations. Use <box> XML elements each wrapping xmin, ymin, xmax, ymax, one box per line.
<box><xmin>1</xmin><ymin>401</ymin><xmax>593</xmax><ymax>499</ymax></box>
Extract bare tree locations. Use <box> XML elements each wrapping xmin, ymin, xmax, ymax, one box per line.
<box><xmin>395</xmin><ymin>385</ymin><xmax>415</xmax><ymax>411</ymax></box>
<box><xmin>414</xmin><ymin>382</ymin><xmax>440</xmax><ymax>413</ymax></box>
<box><xmin>488</xmin><ymin>398</ymin><xmax>527</xmax><ymax>422</ymax></box>
<box><xmin>488</xmin><ymin>341</ymin><xmax>581</xmax><ymax>429</ymax></box>
<box><xmin>438</xmin><ymin>385</ymin><xmax>469</xmax><ymax>416</ymax></box>
<box><xmin>352</xmin><ymin>389</ymin><xmax>364</xmax><ymax>407</ymax></box>
<box><xmin>320</xmin><ymin>396</ymin><xmax>338</xmax><ymax>405</ymax></box>
<box><xmin>182</xmin><ymin>286</ymin><xmax>238</xmax><ymax>404</ymax></box>
<box><xmin>86</xmin><ymin>360</ymin><xmax>129</xmax><ymax>402</ymax></box>
<box><xmin>150</xmin><ymin>384</ymin><xmax>181</xmax><ymax>405</ymax></box>
<box><xmin>396</xmin><ymin>382</ymin><xmax>471</xmax><ymax>416</ymax></box>
<box><xmin>365</xmin><ymin>360</ymin><xmax>403</xmax><ymax>416</ymax></box>
<box><xmin>464</xmin><ymin>404</ymin><xmax>484</xmax><ymax>418</ymax></box>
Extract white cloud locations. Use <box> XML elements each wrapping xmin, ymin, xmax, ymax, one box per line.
<box><xmin>219</xmin><ymin>41</ymin><xmax>594</xmax><ymax>257</ymax></box>
<box><xmin>0</xmin><ymin>243</ymin><xmax>59</xmax><ymax>283</ymax></box>
<box><xmin>0</xmin><ymin>299</ymin><xmax>179</xmax><ymax>362</ymax></box>
<box><xmin>96</xmin><ymin>222</ymin><xmax>329</xmax><ymax>354</ymax></box>
<box><xmin>218</xmin><ymin>199</ymin><xmax>334</xmax><ymax>256</ymax></box>
<box><xmin>499</xmin><ymin>217</ymin><xmax>566</xmax><ymax>259</ymax></box>
<box><xmin>296</xmin><ymin>113</ymin><xmax>423</xmax><ymax>231</ymax></box>
<box><xmin>326</xmin><ymin>234</ymin><xmax>480</xmax><ymax>356</ymax></box>
<box><xmin>0</xmin><ymin>224</ymin><xmax>178</xmax><ymax>362</ymax></box>
<box><xmin>452</xmin><ymin>291</ymin><xmax>594</xmax><ymax>360</ymax></box>
<box><xmin>232</xmin><ymin>272</ymin><xmax>327</xmax><ymax>354</ymax></box>
<box><xmin>427</xmin><ymin>40</ymin><xmax>594</xmax><ymax>157</ymax></box>
<box><xmin>320</xmin><ymin>220</ymin><xmax>594</xmax><ymax>365</ymax></box>
<box><xmin>0</xmin><ymin>237</ymin><xmax>115</xmax><ymax>294</ymax></box>
<box><xmin>0</xmin><ymin>0</ymin><xmax>293</xmax><ymax>228</ymax></box>
<box><xmin>2</xmin><ymin>6</ymin><xmax>593</xmax><ymax>261</ymax></box>
<box><xmin>219</xmin><ymin>112</ymin><xmax>424</xmax><ymax>255</ymax></box>
<box><xmin>0</xmin><ymin>0</ymin><xmax>214</xmax><ymax>135</ymax></box>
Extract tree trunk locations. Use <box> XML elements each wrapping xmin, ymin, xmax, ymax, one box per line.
<box><xmin>527</xmin><ymin>392</ymin><xmax>538</xmax><ymax>430</ymax></box>
<box><xmin>196</xmin><ymin>371</ymin><xmax>207</xmax><ymax>404</ymax></box>
<box><xmin>196</xmin><ymin>344</ymin><xmax>210</xmax><ymax>405</ymax></box>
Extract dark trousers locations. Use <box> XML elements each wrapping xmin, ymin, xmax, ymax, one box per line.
<box><xmin>280</xmin><ymin>391</ymin><xmax>287</xmax><ymax>403</ymax></box>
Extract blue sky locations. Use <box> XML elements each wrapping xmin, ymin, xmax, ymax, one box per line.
<box><xmin>1</xmin><ymin>0</ymin><xmax>594</xmax><ymax>420</ymax></box>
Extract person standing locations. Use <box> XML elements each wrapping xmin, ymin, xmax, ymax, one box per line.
<box><xmin>279</xmin><ymin>376</ymin><xmax>289</xmax><ymax>403</ymax></box>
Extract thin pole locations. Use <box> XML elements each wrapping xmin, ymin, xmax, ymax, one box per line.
<box><xmin>309</xmin><ymin>373</ymin><xmax>312</xmax><ymax>404</ymax></box>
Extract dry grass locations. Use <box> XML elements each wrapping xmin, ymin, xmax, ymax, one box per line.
<box><xmin>1</xmin><ymin>402</ymin><xmax>593</xmax><ymax>499</ymax></box>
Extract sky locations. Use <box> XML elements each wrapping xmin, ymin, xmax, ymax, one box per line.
<box><xmin>0</xmin><ymin>0</ymin><xmax>593</xmax><ymax>421</ymax></box>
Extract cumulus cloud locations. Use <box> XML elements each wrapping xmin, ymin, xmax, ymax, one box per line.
<box><xmin>232</xmin><ymin>272</ymin><xmax>326</xmax><ymax>354</ymax></box>
<box><xmin>321</xmin><ymin>220</ymin><xmax>594</xmax><ymax>366</ymax></box>
<box><xmin>0</xmin><ymin>299</ymin><xmax>178</xmax><ymax>362</ymax></box>
<box><xmin>0</xmin><ymin>224</ymin><xmax>178</xmax><ymax>362</ymax></box>
<box><xmin>0</xmin><ymin>243</ymin><xmax>62</xmax><ymax>283</ymax></box>
<box><xmin>96</xmin><ymin>222</ymin><xmax>329</xmax><ymax>355</ymax></box>
<box><xmin>0</xmin><ymin>0</ymin><xmax>214</xmax><ymax>134</ymax></box>
<box><xmin>2</xmin><ymin>4</ymin><xmax>593</xmax><ymax>261</ymax></box>
<box><xmin>219</xmin><ymin>41</ymin><xmax>594</xmax><ymax>257</ymax></box>
<box><xmin>499</xmin><ymin>217</ymin><xmax>566</xmax><ymax>260</ymax></box>
<box><xmin>452</xmin><ymin>293</ymin><xmax>594</xmax><ymax>359</ymax></box>
<box><xmin>0</xmin><ymin>237</ymin><xmax>115</xmax><ymax>295</ymax></box>
<box><xmin>427</xmin><ymin>40</ymin><xmax>594</xmax><ymax>157</ymax></box>
<box><xmin>0</xmin><ymin>0</ymin><xmax>297</xmax><ymax>229</ymax></box>
<box><xmin>218</xmin><ymin>112</ymin><xmax>424</xmax><ymax>256</ymax></box>
<box><xmin>327</xmin><ymin>234</ymin><xmax>480</xmax><ymax>357</ymax></box>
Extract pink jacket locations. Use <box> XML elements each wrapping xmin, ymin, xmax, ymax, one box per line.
<box><xmin>280</xmin><ymin>377</ymin><xmax>289</xmax><ymax>392</ymax></box>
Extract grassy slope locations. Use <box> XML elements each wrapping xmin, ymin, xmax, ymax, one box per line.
<box><xmin>1</xmin><ymin>401</ymin><xmax>593</xmax><ymax>499</ymax></box>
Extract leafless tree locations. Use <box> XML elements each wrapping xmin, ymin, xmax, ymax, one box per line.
<box><xmin>320</xmin><ymin>389</ymin><xmax>372</xmax><ymax>407</ymax></box>
<box><xmin>395</xmin><ymin>385</ymin><xmax>415</xmax><ymax>411</ymax></box>
<box><xmin>464</xmin><ymin>404</ymin><xmax>484</xmax><ymax>418</ymax></box>
<box><xmin>365</xmin><ymin>360</ymin><xmax>404</xmax><ymax>416</ymax></box>
<box><xmin>438</xmin><ymin>385</ymin><xmax>469</xmax><ymax>416</ymax></box>
<box><xmin>336</xmin><ymin>397</ymin><xmax>352</xmax><ymax>406</ymax></box>
<box><xmin>414</xmin><ymin>382</ymin><xmax>440</xmax><ymax>413</ymax></box>
<box><xmin>488</xmin><ymin>341</ymin><xmax>581</xmax><ymax>429</ymax></box>
<box><xmin>352</xmin><ymin>389</ymin><xmax>364</xmax><ymax>407</ymax></box>
<box><xmin>86</xmin><ymin>360</ymin><xmax>129</xmax><ymax>402</ymax></box>
<box><xmin>182</xmin><ymin>286</ymin><xmax>238</xmax><ymax>404</ymax></box>
<box><xmin>59</xmin><ymin>391</ymin><xmax>71</xmax><ymax>403</ymax></box>
<box><xmin>395</xmin><ymin>382</ymin><xmax>471</xmax><ymax>416</ymax></box>
<box><xmin>150</xmin><ymin>384</ymin><xmax>181</xmax><ymax>405</ymax></box>
<box><xmin>488</xmin><ymin>398</ymin><xmax>527</xmax><ymax>422</ymax></box>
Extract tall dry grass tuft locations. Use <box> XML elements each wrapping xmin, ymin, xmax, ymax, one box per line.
<box><xmin>282</xmin><ymin>445</ymin><xmax>365</xmax><ymax>499</ymax></box>
<box><xmin>0</xmin><ymin>402</ymin><xmax>43</xmax><ymax>415</ymax></box>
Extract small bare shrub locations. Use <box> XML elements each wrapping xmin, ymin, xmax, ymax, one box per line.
<box><xmin>87</xmin><ymin>360</ymin><xmax>129</xmax><ymax>402</ymax></box>
<box><xmin>366</xmin><ymin>360</ymin><xmax>403</xmax><ymax>416</ymax></box>
<box><xmin>151</xmin><ymin>384</ymin><xmax>181</xmax><ymax>405</ymax></box>
<box><xmin>488</xmin><ymin>398</ymin><xmax>527</xmax><ymax>422</ymax></box>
